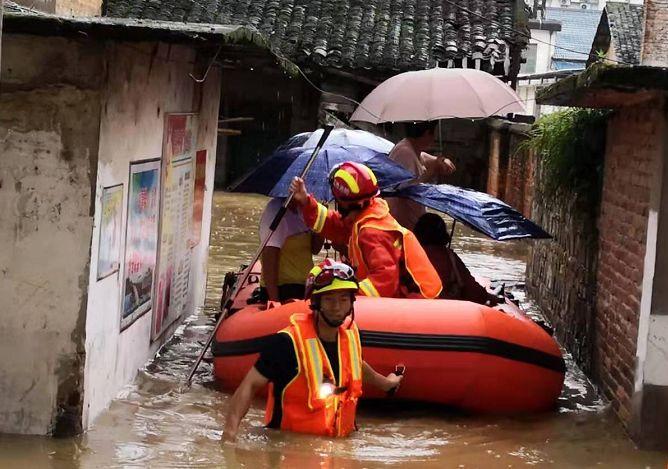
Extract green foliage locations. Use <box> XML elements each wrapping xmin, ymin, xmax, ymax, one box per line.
<box><xmin>520</xmin><ymin>108</ymin><xmax>610</xmax><ymax>205</ymax></box>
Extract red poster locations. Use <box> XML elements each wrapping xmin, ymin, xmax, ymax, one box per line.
<box><xmin>191</xmin><ymin>150</ymin><xmax>207</xmax><ymax>246</ymax></box>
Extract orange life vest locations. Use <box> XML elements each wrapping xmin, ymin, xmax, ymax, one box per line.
<box><xmin>264</xmin><ymin>312</ymin><xmax>363</xmax><ymax>437</ymax></box>
<box><xmin>349</xmin><ymin>198</ymin><xmax>443</xmax><ymax>299</ymax></box>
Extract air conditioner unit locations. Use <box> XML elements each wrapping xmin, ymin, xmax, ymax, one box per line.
<box><xmin>581</xmin><ymin>3</ymin><xmax>588</xmax><ymax>8</ymax></box>
<box><xmin>561</xmin><ymin>0</ymin><xmax>571</xmax><ymax>5</ymax></box>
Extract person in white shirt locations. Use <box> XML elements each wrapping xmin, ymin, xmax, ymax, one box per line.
<box><xmin>386</xmin><ymin>122</ymin><xmax>457</xmax><ymax>230</ymax></box>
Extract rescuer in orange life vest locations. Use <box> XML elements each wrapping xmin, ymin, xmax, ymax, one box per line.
<box><xmin>223</xmin><ymin>259</ymin><xmax>403</xmax><ymax>440</ymax></box>
<box><xmin>289</xmin><ymin>161</ymin><xmax>443</xmax><ymax>299</ymax></box>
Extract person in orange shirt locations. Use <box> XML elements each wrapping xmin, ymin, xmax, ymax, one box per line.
<box><xmin>289</xmin><ymin>161</ymin><xmax>442</xmax><ymax>299</ymax></box>
<box><xmin>223</xmin><ymin>259</ymin><xmax>402</xmax><ymax>440</ymax></box>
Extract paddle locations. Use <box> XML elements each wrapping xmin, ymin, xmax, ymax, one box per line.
<box><xmin>183</xmin><ymin>125</ymin><xmax>335</xmax><ymax>388</ymax></box>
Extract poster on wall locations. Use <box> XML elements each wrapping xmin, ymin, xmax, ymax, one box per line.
<box><xmin>191</xmin><ymin>150</ymin><xmax>207</xmax><ymax>247</ymax></box>
<box><xmin>152</xmin><ymin>114</ymin><xmax>197</xmax><ymax>341</ymax></box>
<box><xmin>97</xmin><ymin>184</ymin><xmax>123</xmax><ymax>280</ymax></box>
<box><xmin>120</xmin><ymin>159</ymin><xmax>161</xmax><ymax>331</ymax></box>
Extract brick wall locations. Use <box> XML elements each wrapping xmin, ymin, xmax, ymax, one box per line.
<box><xmin>504</xmin><ymin>132</ymin><xmax>534</xmax><ymax>218</ymax></box>
<box><xmin>642</xmin><ymin>0</ymin><xmax>668</xmax><ymax>67</ymax></box>
<box><xmin>594</xmin><ymin>104</ymin><xmax>661</xmax><ymax>424</ymax></box>
<box><xmin>488</xmin><ymin>126</ymin><xmax>534</xmax><ymax>218</ymax></box>
<box><xmin>527</xmin><ymin>159</ymin><xmax>599</xmax><ymax>373</ymax></box>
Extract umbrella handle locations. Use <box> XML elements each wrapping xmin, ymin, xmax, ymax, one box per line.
<box><xmin>185</xmin><ymin>125</ymin><xmax>334</xmax><ymax>387</ymax></box>
<box><xmin>269</xmin><ymin>126</ymin><xmax>334</xmax><ymax>231</ymax></box>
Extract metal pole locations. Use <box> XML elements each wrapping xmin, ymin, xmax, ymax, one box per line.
<box><xmin>184</xmin><ymin>125</ymin><xmax>334</xmax><ymax>387</ymax></box>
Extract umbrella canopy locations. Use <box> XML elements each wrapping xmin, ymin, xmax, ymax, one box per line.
<box><xmin>298</xmin><ymin>128</ymin><xmax>394</xmax><ymax>154</ymax></box>
<box><xmin>230</xmin><ymin>130</ymin><xmax>413</xmax><ymax>201</ymax></box>
<box><xmin>384</xmin><ymin>183</ymin><xmax>550</xmax><ymax>241</ymax></box>
<box><xmin>350</xmin><ymin>68</ymin><xmax>527</xmax><ymax>124</ymax></box>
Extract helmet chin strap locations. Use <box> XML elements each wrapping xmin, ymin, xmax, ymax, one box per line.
<box><xmin>316</xmin><ymin>305</ymin><xmax>354</xmax><ymax>329</ymax></box>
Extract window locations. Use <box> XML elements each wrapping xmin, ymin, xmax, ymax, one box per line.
<box><xmin>520</xmin><ymin>44</ymin><xmax>538</xmax><ymax>74</ymax></box>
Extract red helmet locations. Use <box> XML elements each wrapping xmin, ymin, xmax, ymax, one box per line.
<box><xmin>328</xmin><ymin>162</ymin><xmax>379</xmax><ymax>202</ymax></box>
<box><xmin>304</xmin><ymin>259</ymin><xmax>358</xmax><ymax>299</ymax></box>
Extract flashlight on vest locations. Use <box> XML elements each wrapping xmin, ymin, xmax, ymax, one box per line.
<box><xmin>319</xmin><ymin>381</ymin><xmax>336</xmax><ymax>399</ymax></box>
<box><xmin>319</xmin><ymin>378</ymin><xmax>347</xmax><ymax>400</ymax></box>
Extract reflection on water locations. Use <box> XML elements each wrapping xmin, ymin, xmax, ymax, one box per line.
<box><xmin>1</xmin><ymin>192</ymin><xmax>665</xmax><ymax>468</ymax></box>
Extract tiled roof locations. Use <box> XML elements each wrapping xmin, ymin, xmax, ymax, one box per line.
<box><xmin>103</xmin><ymin>0</ymin><xmax>527</xmax><ymax>73</ymax></box>
<box><xmin>604</xmin><ymin>2</ymin><xmax>643</xmax><ymax>65</ymax></box>
<box><xmin>546</xmin><ymin>7</ymin><xmax>602</xmax><ymax>63</ymax></box>
<box><xmin>4</xmin><ymin>1</ymin><xmax>266</xmax><ymax>44</ymax></box>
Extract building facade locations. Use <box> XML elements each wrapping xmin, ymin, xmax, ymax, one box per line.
<box><xmin>535</xmin><ymin>0</ymin><xmax>668</xmax><ymax>446</ymax></box>
<box><xmin>0</xmin><ymin>4</ymin><xmax>263</xmax><ymax>435</ymax></box>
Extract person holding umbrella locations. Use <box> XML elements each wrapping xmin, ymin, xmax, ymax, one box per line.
<box><xmin>289</xmin><ymin>161</ymin><xmax>442</xmax><ymax>299</ymax></box>
<box><xmin>257</xmin><ymin>197</ymin><xmax>323</xmax><ymax>304</ymax></box>
<box><xmin>386</xmin><ymin>122</ymin><xmax>457</xmax><ymax>230</ymax></box>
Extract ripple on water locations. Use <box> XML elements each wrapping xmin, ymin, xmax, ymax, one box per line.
<box><xmin>4</xmin><ymin>193</ymin><xmax>664</xmax><ymax>469</ymax></box>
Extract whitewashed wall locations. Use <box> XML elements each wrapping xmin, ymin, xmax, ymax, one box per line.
<box><xmin>0</xmin><ymin>34</ymin><xmax>102</xmax><ymax>435</ymax></box>
<box><xmin>518</xmin><ymin>28</ymin><xmax>558</xmax><ymax>117</ymax></box>
<box><xmin>82</xmin><ymin>42</ymin><xmax>221</xmax><ymax>428</ymax></box>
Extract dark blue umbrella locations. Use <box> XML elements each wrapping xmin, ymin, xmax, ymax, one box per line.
<box><xmin>384</xmin><ymin>183</ymin><xmax>551</xmax><ymax>241</ymax></box>
<box><xmin>231</xmin><ymin>144</ymin><xmax>414</xmax><ymax>201</ymax></box>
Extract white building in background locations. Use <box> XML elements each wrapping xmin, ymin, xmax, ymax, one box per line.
<box><xmin>518</xmin><ymin>5</ymin><xmax>608</xmax><ymax>117</ymax></box>
<box><xmin>545</xmin><ymin>0</ymin><xmax>643</xmax><ymax>9</ymax></box>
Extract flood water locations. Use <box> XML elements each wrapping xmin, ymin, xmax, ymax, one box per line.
<box><xmin>1</xmin><ymin>192</ymin><xmax>666</xmax><ymax>468</ymax></box>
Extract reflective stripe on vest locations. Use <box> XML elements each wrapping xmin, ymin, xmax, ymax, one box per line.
<box><xmin>265</xmin><ymin>312</ymin><xmax>363</xmax><ymax>437</ymax></box>
<box><xmin>358</xmin><ymin>278</ymin><xmax>380</xmax><ymax>297</ymax></box>
<box><xmin>312</xmin><ymin>202</ymin><xmax>328</xmax><ymax>233</ymax></box>
<box><xmin>349</xmin><ymin>198</ymin><xmax>443</xmax><ymax>299</ymax></box>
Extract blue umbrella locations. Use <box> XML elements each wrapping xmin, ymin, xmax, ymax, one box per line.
<box><xmin>230</xmin><ymin>132</ymin><xmax>413</xmax><ymax>201</ymax></box>
<box><xmin>384</xmin><ymin>183</ymin><xmax>551</xmax><ymax>241</ymax></box>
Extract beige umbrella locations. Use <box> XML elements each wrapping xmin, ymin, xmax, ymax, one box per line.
<box><xmin>350</xmin><ymin>68</ymin><xmax>527</xmax><ymax>124</ymax></box>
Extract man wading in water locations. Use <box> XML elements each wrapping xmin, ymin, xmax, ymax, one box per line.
<box><xmin>223</xmin><ymin>259</ymin><xmax>403</xmax><ymax>440</ymax></box>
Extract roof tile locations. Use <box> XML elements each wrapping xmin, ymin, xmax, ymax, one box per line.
<box><xmin>103</xmin><ymin>0</ymin><xmax>528</xmax><ymax>72</ymax></box>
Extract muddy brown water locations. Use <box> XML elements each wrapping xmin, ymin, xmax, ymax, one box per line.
<box><xmin>1</xmin><ymin>192</ymin><xmax>666</xmax><ymax>468</ymax></box>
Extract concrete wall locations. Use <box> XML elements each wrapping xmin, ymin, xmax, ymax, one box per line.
<box><xmin>1</xmin><ymin>33</ymin><xmax>221</xmax><ymax>435</ymax></box>
<box><xmin>56</xmin><ymin>0</ymin><xmax>102</xmax><ymax>16</ymax></box>
<box><xmin>517</xmin><ymin>28</ymin><xmax>557</xmax><ymax>117</ymax></box>
<box><xmin>82</xmin><ymin>42</ymin><xmax>221</xmax><ymax>428</ymax></box>
<box><xmin>0</xmin><ymin>34</ymin><xmax>102</xmax><ymax>435</ymax></box>
<box><xmin>12</xmin><ymin>0</ymin><xmax>102</xmax><ymax>15</ymax></box>
<box><xmin>641</xmin><ymin>0</ymin><xmax>668</xmax><ymax>67</ymax></box>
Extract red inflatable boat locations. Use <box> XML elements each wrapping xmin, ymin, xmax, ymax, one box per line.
<box><xmin>212</xmin><ymin>265</ymin><xmax>565</xmax><ymax>414</ymax></box>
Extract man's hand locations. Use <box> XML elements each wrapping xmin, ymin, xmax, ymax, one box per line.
<box><xmin>438</xmin><ymin>157</ymin><xmax>456</xmax><ymax>176</ymax></box>
<box><xmin>289</xmin><ymin>177</ymin><xmax>309</xmax><ymax>206</ymax></box>
<box><xmin>382</xmin><ymin>372</ymin><xmax>404</xmax><ymax>393</ymax></box>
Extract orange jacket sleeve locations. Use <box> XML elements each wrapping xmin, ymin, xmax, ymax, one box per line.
<box><xmin>301</xmin><ymin>195</ymin><xmax>349</xmax><ymax>246</ymax></box>
<box><xmin>356</xmin><ymin>228</ymin><xmax>402</xmax><ymax>298</ymax></box>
